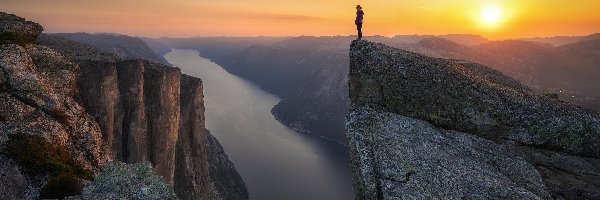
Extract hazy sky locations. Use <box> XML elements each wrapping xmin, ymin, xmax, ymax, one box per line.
<box><xmin>2</xmin><ymin>0</ymin><xmax>600</xmax><ymax>39</ymax></box>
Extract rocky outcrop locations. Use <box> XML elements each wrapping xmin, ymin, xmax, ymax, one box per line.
<box><xmin>205</xmin><ymin>131</ymin><xmax>249</xmax><ymax>200</ymax></box>
<box><xmin>0</xmin><ymin>44</ymin><xmax>109</xmax><ymax>171</ymax></box>
<box><xmin>66</xmin><ymin>162</ymin><xmax>178</xmax><ymax>200</ymax></box>
<box><xmin>0</xmin><ymin>12</ymin><xmax>43</xmax><ymax>45</ymax></box>
<box><xmin>347</xmin><ymin>40</ymin><xmax>600</xmax><ymax>199</ymax></box>
<box><xmin>1</xmin><ymin>12</ymin><xmax>110</xmax><ymax>199</ymax></box>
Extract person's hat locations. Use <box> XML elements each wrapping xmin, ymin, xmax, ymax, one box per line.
<box><xmin>356</xmin><ymin>5</ymin><xmax>362</xmax><ymax>9</ymax></box>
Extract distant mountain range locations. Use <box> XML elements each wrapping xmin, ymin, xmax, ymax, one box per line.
<box><xmin>403</xmin><ymin>35</ymin><xmax>600</xmax><ymax>111</ymax></box>
<box><xmin>146</xmin><ymin>33</ymin><xmax>599</xmax><ymax>144</ymax></box>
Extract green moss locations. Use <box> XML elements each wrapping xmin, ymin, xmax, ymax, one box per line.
<box><xmin>2</xmin><ymin>134</ymin><xmax>92</xmax><ymax>199</ymax></box>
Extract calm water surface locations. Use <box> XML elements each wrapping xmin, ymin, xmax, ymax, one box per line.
<box><xmin>165</xmin><ymin>49</ymin><xmax>354</xmax><ymax>200</ymax></box>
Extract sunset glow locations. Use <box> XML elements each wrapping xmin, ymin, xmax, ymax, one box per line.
<box><xmin>480</xmin><ymin>4</ymin><xmax>503</xmax><ymax>28</ymax></box>
<box><xmin>2</xmin><ymin>0</ymin><xmax>600</xmax><ymax>39</ymax></box>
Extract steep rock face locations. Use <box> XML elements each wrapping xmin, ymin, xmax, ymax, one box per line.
<box><xmin>78</xmin><ymin>60</ymin><xmax>122</xmax><ymax>160</ymax></box>
<box><xmin>347</xmin><ymin>40</ymin><xmax>600</xmax><ymax>199</ymax></box>
<box><xmin>175</xmin><ymin>75</ymin><xmax>213</xmax><ymax>199</ymax></box>
<box><xmin>76</xmin><ymin>58</ymin><xmax>182</xmax><ymax>186</ymax></box>
<box><xmin>116</xmin><ymin>60</ymin><xmax>147</xmax><ymax>163</ymax></box>
<box><xmin>205</xmin><ymin>131</ymin><xmax>249</xmax><ymax>200</ymax></box>
<box><xmin>142</xmin><ymin>60</ymin><xmax>181</xmax><ymax>184</ymax></box>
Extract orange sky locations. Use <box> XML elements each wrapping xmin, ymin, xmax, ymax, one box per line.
<box><xmin>2</xmin><ymin>0</ymin><xmax>600</xmax><ymax>39</ymax></box>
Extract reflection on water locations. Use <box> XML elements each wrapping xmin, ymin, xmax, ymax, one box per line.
<box><xmin>165</xmin><ymin>49</ymin><xmax>354</xmax><ymax>200</ymax></box>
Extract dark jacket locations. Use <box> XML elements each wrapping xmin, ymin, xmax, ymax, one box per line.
<box><xmin>355</xmin><ymin>10</ymin><xmax>364</xmax><ymax>24</ymax></box>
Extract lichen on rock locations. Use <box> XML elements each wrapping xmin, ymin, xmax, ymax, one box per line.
<box><xmin>66</xmin><ymin>162</ymin><xmax>178</xmax><ymax>200</ymax></box>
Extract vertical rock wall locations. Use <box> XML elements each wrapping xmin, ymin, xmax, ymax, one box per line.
<box><xmin>175</xmin><ymin>75</ymin><xmax>213</xmax><ymax>199</ymax></box>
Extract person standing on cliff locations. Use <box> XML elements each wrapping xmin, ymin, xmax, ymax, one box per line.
<box><xmin>355</xmin><ymin>5</ymin><xmax>364</xmax><ymax>40</ymax></box>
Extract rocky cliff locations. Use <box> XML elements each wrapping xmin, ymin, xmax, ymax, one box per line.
<box><xmin>40</xmin><ymin>33</ymin><xmax>248</xmax><ymax>200</ymax></box>
<box><xmin>347</xmin><ymin>40</ymin><xmax>600</xmax><ymax>199</ymax></box>
<box><xmin>1</xmin><ymin>12</ymin><xmax>247</xmax><ymax>199</ymax></box>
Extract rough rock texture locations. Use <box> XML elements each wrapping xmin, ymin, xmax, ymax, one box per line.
<box><xmin>0</xmin><ymin>156</ymin><xmax>28</xmax><ymax>199</ymax></box>
<box><xmin>206</xmin><ymin>131</ymin><xmax>249</xmax><ymax>200</ymax></box>
<box><xmin>1</xmin><ymin>12</ymin><xmax>110</xmax><ymax>199</ymax></box>
<box><xmin>0</xmin><ymin>44</ymin><xmax>109</xmax><ymax>172</ymax></box>
<box><xmin>348</xmin><ymin>107</ymin><xmax>552</xmax><ymax>199</ymax></box>
<box><xmin>0</xmin><ymin>12</ymin><xmax>43</xmax><ymax>45</ymax></box>
<box><xmin>347</xmin><ymin>40</ymin><xmax>600</xmax><ymax>199</ymax></box>
<box><xmin>66</xmin><ymin>162</ymin><xmax>177</xmax><ymax>200</ymax></box>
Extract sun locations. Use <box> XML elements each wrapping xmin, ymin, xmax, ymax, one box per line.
<box><xmin>480</xmin><ymin>4</ymin><xmax>503</xmax><ymax>27</ymax></box>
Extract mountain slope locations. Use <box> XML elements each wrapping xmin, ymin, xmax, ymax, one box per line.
<box><xmin>215</xmin><ymin>36</ymin><xmax>353</xmax><ymax>143</ymax></box>
<box><xmin>52</xmin><ymin>32</ymin><xmax>171</xmax><ymax>65</ymax></box>
<box><xmin>347</xmin><ymin>40</ymin><xmax>600</xmax><ymax>199</ymax></box>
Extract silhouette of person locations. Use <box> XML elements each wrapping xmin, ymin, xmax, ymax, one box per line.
<box><xmin>355</xmin><ymin>5</ymin><xmax>364</xmax><ymax>40</ymax></box>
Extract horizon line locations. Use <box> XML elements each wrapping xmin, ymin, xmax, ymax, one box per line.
<box><xmin>46</xmin><ymin>32</ymin><xmax>599</xmax><ymax>41</ymax></box>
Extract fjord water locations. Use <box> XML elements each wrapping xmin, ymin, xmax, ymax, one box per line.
<box><xmin>164</xmin><ymin>49</ymin><xmax>354</xmax><ymax>200</ymax></box>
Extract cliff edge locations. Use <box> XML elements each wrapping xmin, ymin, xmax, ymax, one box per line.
<box><xmin>347</xmin><ymin>40</ymin><xmax>600</xmax><ymax>199</ymax></box>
